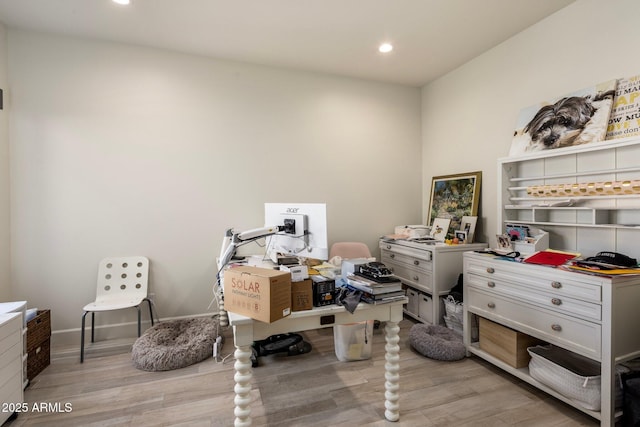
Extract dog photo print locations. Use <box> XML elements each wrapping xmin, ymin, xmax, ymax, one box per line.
<box><xmin>509</xmin><ymin>79</ymin><xmax>617</xmax><ymax>156</ymax></box>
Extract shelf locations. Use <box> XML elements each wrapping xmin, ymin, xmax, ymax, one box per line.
<box><xmin>502</xmin><ymin>220</ymin><xmax>640</xmax><ymax>230</ymax></box>
<box><xmin>509</xmin><ymin>195</ymin><xmax>640</xmax><ymax>202</ymax></box>
<box><xmin>507</xmin><ymin>165</ymin><xmax>640</xmax><ymax>183</ymax></box>
<box><xmin>504</xmin><ymin>205</ymin><xmax>637</xmax><ymax>210</ymax></box>
<box><xmin>499</xmin><ymin>136</ymin><xmax>640</xmax><ymax>257</ymax></box>
<box><xmin>467</xmin><ymin>343</ymin><xmax>604</xmax><ymax>420</ymax></box>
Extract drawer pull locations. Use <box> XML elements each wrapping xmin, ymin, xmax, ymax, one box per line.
<box><xmin>551</xmin><ymin>324</ymin><xmax>562</xmax><ymax>332</ymax></box>
<box><xmin>551</xmin><ymin>281</ymin><xmax>562</xmax><ymax>289</ymax></box>
<box><xmin>486</xmin><ymin>267</ymin><xmax>495</xmax><ymax>274</ymax></box>
<box><xmin>390</xmin><ymin>254</ymin><xmax>395</xmax><ymax>259</ymax></box>
<box><xmin>487</xmin><ymin>302</ymin><xmax>495</xmax><ymax>309</ymax></box>
<box><xmin>413</xmin><ymin>276</ymin><xmax>419</xmax><ymax>281</ymax></box>
<box><xmin>386</xmin><ymin>245</ymin><xmax>391</xmax><ymax>250</ymax></box>
<box><xmin>487</xmin><ymin>281</ymin><xmax>496</xmax><ymax>288</ymax></box>
<box><xmin>551</xmin><ymin>298</ymin><xmax>562</xmax><ymax>306</ymax></box>
<box><xmin>414</xmin><ymin>260</ymin><xmax>420</xmax><ymax>266</ymax></box>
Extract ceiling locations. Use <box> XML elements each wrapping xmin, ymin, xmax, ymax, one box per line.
<box><xmin>0</xmin><ymin>0</ymin><xmax>575</xmax><ymax>87</ymax></box>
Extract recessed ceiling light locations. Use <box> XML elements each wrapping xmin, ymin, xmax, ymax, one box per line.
<box><xmin>378</xmin><ymin>43</ymin><xmax>393</xmax><ymax>53</ymax></box>
<box><xmin>112</xmin><ymin>0</ymin><xmax>131</xmax><ymax>5</ymax></box>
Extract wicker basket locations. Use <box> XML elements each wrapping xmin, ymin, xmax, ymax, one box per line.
<box><xmin>528</xmin><ymin>345</ymin><xmax>625</xmax><ymax>411</ymax></box>
<box><xmin>27</xmin><ymin>309</ymin><xmax>51</xmax><ymax>351</ymax></box>
<box><xmin>27</xmin><ymin>339</ymin><xmax>50</xmax><ymax>381</ymax></box>
<box><xmin>26</xmin><ymin>310</ymin><xmax>51</xmax><ymax>380</ymax></box>
<box><xmin>443</xmin><ymin>296</ymin><xmax>477</xmax><ymax>340</ymax></box>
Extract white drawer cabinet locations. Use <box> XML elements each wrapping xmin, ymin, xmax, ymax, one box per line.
<box><xmin>379</xmin><ymin>239</ymin><xmax>486</xmax><ymax>325</ymax></box>
<box><xmin>463</xmin><ymin>252</ymin><xmax>640</xmax><ymax>426</ymax></box>
<box><xmin>0</xmin><ymin>301</ymin><xmax>27</xmax><ymax>390</ymax></box>
<box><xmin>0</xmin><ymin>312</ymin><xmax>24</xmax><ymax>425</ymax></box>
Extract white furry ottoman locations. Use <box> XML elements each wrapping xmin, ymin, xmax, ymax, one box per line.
<box><xmin>409</xmin><ymin>323</ymin><xmax>466</xmax><ymax>361</ymax></box>
<box><xmin>131</xmin><ymin>317</ymin><xmax>220</xmax><ymax>371</ymax></box>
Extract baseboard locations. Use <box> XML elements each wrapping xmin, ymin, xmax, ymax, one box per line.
<box><xmin>53</xmin><ymin>312</ymin><xmax>220</xmax><ymax>357</ymax></box>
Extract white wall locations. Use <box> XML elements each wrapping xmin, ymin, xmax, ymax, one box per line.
<box><xmin>422</xmin><ymin>0</ymin><xmax>640</xmax><ymax>246</ymax></box>
<box><xmin>0</xmin><ymin>23</ymin><xmax>9</xmax><ymax>301</ymax></box>
<box><xmin>7</xmin><ymin>30</ymin><xmax>422</xmax><ymax>343</ymax></box>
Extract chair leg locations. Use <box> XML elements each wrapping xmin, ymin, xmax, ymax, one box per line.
<box><xmin>144</xmin><ymin>298</ymin><xmax>154</xmax><ymax>326</ymax></box>
<box><xmin>137</xmin><ymin>306</ymin><xmax>142</xmax><ymax>337</ymax></box>
<box><xmin>81</xmin><ymin>311</ymin><xmax>89</xmax><ymax>363</ymax></box>
<box><xmin>91</xmin><ymin>312</ymin><xmax>96</xmax><ymax>343</ymax></box>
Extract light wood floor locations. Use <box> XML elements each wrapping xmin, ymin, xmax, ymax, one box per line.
<box><xmin>8</xmin><ymin>317</ymin><xmax>599</xmax><ymax>427</ymax></box>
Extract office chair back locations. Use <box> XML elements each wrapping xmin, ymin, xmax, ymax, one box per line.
<box><xmin>329</xmin><ymin>242</ymin><xmax>372</xmax><ymax>259</ymax></box>
<box><xmin>94</xmin><ymin>256</ymin><xmax>149</xmax><ymax>309</ymax></box>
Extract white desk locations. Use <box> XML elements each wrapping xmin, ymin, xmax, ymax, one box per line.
<box><xmin>228</xmin><ymin>299</ymin><xmax>406</xmax><ymax>426</ymax></box>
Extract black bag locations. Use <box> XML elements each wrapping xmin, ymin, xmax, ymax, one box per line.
<box><xmin>622</xmin><ymin>371</ymin><xmax>640</xmax><ymax>426</ymax></box>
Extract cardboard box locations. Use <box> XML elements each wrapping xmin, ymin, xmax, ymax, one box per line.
<box><xmin>224</xmin><ymin>266</ymin><xmax>292</xmax><ymax>323</ymax></box>
<box><xmin>479</xmin><ymin>317</ymin><xmax>544</xmax><ymax>368</ymax></box>
<box><xmin>291</xmin><ymin>279</ymin><xmax>313</xmax><ymax>312</ymax></box>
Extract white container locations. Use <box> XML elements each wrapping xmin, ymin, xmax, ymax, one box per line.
<box><xmin>334</xmin><ymin>320</ymin><xmax>374</xmax><ymax>361</ymax></box>
<box><xmin>528</xmin><ymin>345</ymin><xmax>625</xmax><ymax>411</ymax></box>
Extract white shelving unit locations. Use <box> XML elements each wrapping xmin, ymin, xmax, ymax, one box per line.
<box><xmin>463</xmin><ymin>137</ymin><xmax>640</xmax><ymax>426</ymax></box>
<box><xmin>0</xmin><ymin>301</ymin><xmax>28</xmax><ymax>390</ymax></box>
<box><xmin>0</xmin><ymin>312</ymin><xmax>24</xmax><ymax>425</ymax></box>
<box><xmin>498</xmin><ymin>136</ymin><xmax>640</xmax><ymax>259</ymax></box>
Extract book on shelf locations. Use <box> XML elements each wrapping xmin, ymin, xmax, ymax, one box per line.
<box><xmin>346</xmin><ymin>275</ymin><xmax>402</xmax><ymax>295</ymax></box>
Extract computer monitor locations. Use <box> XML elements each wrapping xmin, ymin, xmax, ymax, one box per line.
<box><xmin>264</xmin><ymin>203</ymin><xmax>328</xmax><ymax>262</ymax></box>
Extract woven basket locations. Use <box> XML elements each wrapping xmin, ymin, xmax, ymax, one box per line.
<box><xmin>27</xmin><ymin>310</ymin><xmax>51</xmax><ymax>351</ymax></box>
<box><xmin>528</xmin><ymin>345</ymin><xmax>625</xmax><ymax>411</ymax></box>
<box><xmin>27</xmin><ymin>338</ymin><xmax>50</xmax><ymax>381</ymax></box>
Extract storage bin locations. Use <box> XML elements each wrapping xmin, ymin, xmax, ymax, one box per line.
<box><xmin>27</xmin><ymin>309</ymin><xmax>51</xmax><ymax>351</ymax></box>
<box><xmin>27</xmin><ymin>338</ymin><xmax>50</xmax><ymax>381</ymax></box>
<box><xmin>479</xmin><ymin>317</ymin><xmax>543</xmax><ymax>368</ymax></box>
<box><xmin>26</xmin><ymin>309</ymin><xmax>51</xmax><ymax>380</ymax></box>
<box><xmin>334</xmin><ymin>320</ymin><xmax>373</xmax><ymax>361</ymax></box>
<box><xmin>528</xmin><ymin>345</ymin><xmax>625</xmax><ymax>411</ymax></box>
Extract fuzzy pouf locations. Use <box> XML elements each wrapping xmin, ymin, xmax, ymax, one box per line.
<box><xmin>409</xmin><ymin>323</ymin><xmax>466</xmax><ymax>361</ymax></box>
<box><xmin>131</xmin><ymin>317</ymin><xmax>220</xmax><ymax>371</ymax></box>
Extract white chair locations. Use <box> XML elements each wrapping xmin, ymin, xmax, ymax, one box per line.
<box><xmin>329</xmin><ymin>242</ymin><xmax>372</xmax><ymax>259</ymax></box>
<box><xmin>81</xmin><ymin>256</ymin><xmax>154</xmax><ymax>362</ymax></box>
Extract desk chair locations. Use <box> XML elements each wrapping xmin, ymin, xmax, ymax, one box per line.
<box><xmin>81</xmin><ymin>256</ymin><xmax>154</xmax><ymax>362</ymax></box>
<box><xmin>329</xmin><ymin>241</ymin><xmax>372</xmax><ymax>259</ymax></box>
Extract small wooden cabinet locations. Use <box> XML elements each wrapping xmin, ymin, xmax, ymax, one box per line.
<box><xmin>0</xmin><ymin>312</ymin><xmax>24</xmax><ymax>425</ymax></box>
<box><xmin>379</xmin><ymin>238</ymin><xmax>486</xmax><ymax>325</ymax></box>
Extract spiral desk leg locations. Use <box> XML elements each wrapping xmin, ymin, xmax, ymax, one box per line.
<box><xmin>233</xmin><ymin>345</ymin><xmax>253</xmax><ymax>426</ymax></box>
<box><xmin>219</xmin><ymin>297</ymin><xmax>228</xmax><ymax>327</ymax></box>
<box><xmin>384</xmin><ymin>321</ymin><xmax>400</xmax><ymax>422</ymax></box>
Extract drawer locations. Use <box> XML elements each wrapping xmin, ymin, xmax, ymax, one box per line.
<box><xmin>0</xmin><ymin>314</ymin><xmax>21</xmax><ymax>344</ymax></box>
<box><xmin>466</xmin><ymin>272</ymin><xmax>601</xmax><ymax>321</ymax></box>
<box><xmin>467</xmin><ymin>288</ymin><xmax>601</xmax><ymax>359</ymax></box>
<box><xmin>0</xmin><ymin>325</ymin><xmax>21</xmax><ymax>360</ymax></box>
<box><xmin>0</xmin><ymin>347</ymin><xmax>21</xmax><ymax>389</ymax></box>
<box><xmin>381</xmin><ymin>250</ymin><xmax>432</xmax><ymax>271</ymax></box>
<box><xmin>383</xmin><ymin>257</ymin><xmax>432</xmax><ymax>292</ymax></box>
<box><xmin>465</xmin><ymin>257</ymin><xmax>601</xmax><ymax>303</ymax></box>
